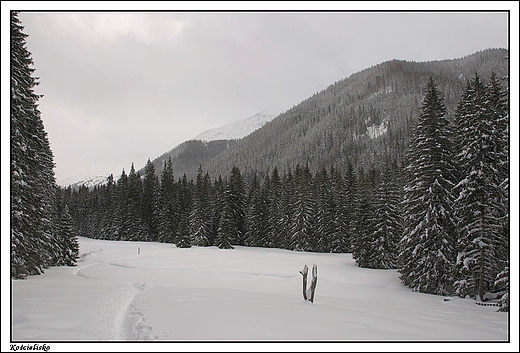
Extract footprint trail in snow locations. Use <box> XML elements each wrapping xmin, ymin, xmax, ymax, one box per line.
<box><xmin>100</xmin><ymin>283</ymin><xmax>152</xmax><ymax>340</ymax></box>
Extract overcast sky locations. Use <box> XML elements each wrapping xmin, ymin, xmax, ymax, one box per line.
<box><xmin>4</xmin><ymin>5</ymin><xmax>513</xmax><ymax>183</ymax></box>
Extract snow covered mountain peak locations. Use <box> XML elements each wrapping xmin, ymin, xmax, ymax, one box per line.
<box><xmin>57</xmin><ymin>174</ymin><xmax>109</xmax><ymax>188</ymax></box>
<box><xmin>193</xmin><ymin>111</ymin><xmax>275</xmax><ymax>142</ymax></box>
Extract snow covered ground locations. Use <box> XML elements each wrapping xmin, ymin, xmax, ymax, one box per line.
<box><xmin>8</xmin><ymin>237</ymin><xmax>515</xmax><ymax>351</ymax></box>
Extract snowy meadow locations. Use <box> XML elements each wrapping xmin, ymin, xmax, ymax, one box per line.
<box><xmin>10</xmin><ymin>237</ymin><xmax>510</xmax><ymax>350</ymax></box>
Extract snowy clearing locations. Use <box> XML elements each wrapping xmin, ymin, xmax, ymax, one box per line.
<box><xmin>9</xmin><ymin>237</ymin><xmax>512</xmax><ymax>350</ymax></box>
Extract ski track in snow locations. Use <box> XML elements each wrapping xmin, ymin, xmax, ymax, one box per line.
<box><xmin>100</xmin><ymin>283</ymin><xmax>153</xmax><ymax>340</ymax></box>
<box><xmin>74</xmin><ymin>248</ymin><xmax>155</xmax><ymax>340</ymax></box>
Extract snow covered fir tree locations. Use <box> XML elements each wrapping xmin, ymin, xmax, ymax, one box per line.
<box><xmin>11</xmin><ymin>11</ymin><xmax>79</xmax><ymax>279</ymax></box>
<box><xmin>399</xmin><ymin>77</ymin><xmax>458</xmax><ymax>296</ymax></box>
<box><xmin>451</xmin><ymin>73</ymin><xmax>509</xmax><ymax>305</ymax></box>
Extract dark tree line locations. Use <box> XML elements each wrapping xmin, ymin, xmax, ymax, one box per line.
<box><xmin>61</xmin><ymin>159</ymin><xmax>402</xmax><ymax>258</ymax></box>
<box><xmin>11</xmin><ymin>11</ymin><xmax>78</xmax><ymax>279</ymax></box>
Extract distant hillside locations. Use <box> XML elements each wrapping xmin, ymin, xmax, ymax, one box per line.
<box><xmin>140</xmin><ymin>139</ymin><xmax>238</xmax><ymax>180</ymax></box>
<box><xmin>64</xmin><ymin>110</ymin><xmax>274</xmax><ymax>187</ymax></box>
<box><xmin>139</xmin><ymin>111</ymin><xmax>274</xmax><ymax>179</ymax></box>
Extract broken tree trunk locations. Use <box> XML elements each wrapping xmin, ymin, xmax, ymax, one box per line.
<box><xmin>299</xmin><ymin>265</ymin><xmax>308</xmax><ymax>301</ymax></box>
<box><xmin>299</xmin><ymin>264</ymin><xmax>318</xmax><ymax>303</ymax></box>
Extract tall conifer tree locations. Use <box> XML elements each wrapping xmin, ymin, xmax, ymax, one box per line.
<box><xmin>227</xmin><ymin>166</ymin><xmax>246</xmax><ymax>246</ymax></box>
<box><xmin>158</xmin><ymin>158</ymin><xmax>178</xmax><ymax>243</ymax></box>
<box><xmin>267</xmin><ymin>167</ymin><xmax>284</xmax><ymax>248</ymax></box>
<box><xmin>290</xmin><ymin>164</ymin><xmax>314</xmax><ymax>251</ymax></box>
<box><xmin>314</xmin><ymin>167</ymin><xmax>335</xmax><ymax>253</ymax></box>
<box><xmin>127</xmin><ymin>164</ymin><xmax>148</xmax><ymax>241</ymax></box>
<box><xmin>351</xmin><ymin>166</ymin><xmax>378</xmax><ymax>267</ymax></box>
<box><xmin>11</xmin><ymin>12</ymin><xmax>58</xmax><ymax>278</ymax></box>
<box><xmin>368</xmin><ymin>163</ymin><xmax>402</xmax><ymax>269</ymax></box>
<box><xmin>190</xmin><ymin>166</ymin><xmax>213</xmax><ymax>246</ymax></box>
<box><xmin>452</xmin><ymin>74</ymin><xmax>509</xmax><ymax>300</ymax></box>
<box><xmin>216</xmin><ymin>183</ymin><xmax>235</xmax><ymax>250</ymax></box>
<box><xmin>399</xmin><ymin>78</ymin><xmax>457</xmax><ymax>295</ymax></box>
<box><xmin>176</xmin><ymin>174</ymin><xmax>192</xmax><ymax>248</ymax></box>
<box><xmin>142</xmin><ymin>159</ymin><xmax>160</xmax><ymax>242</ymax></box>
<box><xmin>113</xmin><ymin>169</ymin><xmax>129</xmax><ymax>240</ymax></box>
<box><xmin>57</xmin><ymin>206</ymin><xmax>79</xmax><ymax>266</ymax></box>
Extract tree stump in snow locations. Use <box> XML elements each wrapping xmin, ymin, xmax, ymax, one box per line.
<box><xmin>300</xmin><ymin>264</ymin><xmax>317</xmax><ymax>303</ymax></box>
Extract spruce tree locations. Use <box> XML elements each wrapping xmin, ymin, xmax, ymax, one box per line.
<box><xmin>142</xmin><ymin>159</ymin><xmax>161</xmax><ymax>242</ymax></box>
<box><xmin>314</xmin><ymin>167</ymin><xmax>335</xmax><ymax>253</ymax></box>
<box><xmin>328</xmin><ymin>165</ymin><xmax>346</xmax><ymax>253</ymax></box>
<box><xmin>399</xmin><ymin>77</ymin><xmax>457</xmax><ymax>295</ymax></box>
<box><xmin>58</xmin><ymin>206</ymin><xmax>79</xmax><ymax>266</ymax></box>
<box><xmin>452</xmin><ymin>74</ymin><xmax>509</xmax><ymax>301</ymax></box>
<box><xmin>158</xmin><ymin>158</ymin><xmax>178</xmax><ymax>243</ymax></box>
<box><xmin>99</xmin><ymin>174</ymin><xmax>116</xmax><ymax>239</ymax></box>
<box><xmin>495</xmin><ymin>264</ymin><xmax>509</xmax><ymax>312</ymax></box>
<box><xmin>332</xmin><ymin>162</ymin><xmax>356</xmax><ymax>253</ymax></box>
<box><xmin>11</xmin><ymin>12</ymin><xmax>58</xmax><ymax>278</ymax></box>
<box><xmin>486</xmin><ymin>72</ymin><xmax>509</xmax><ymax>271</ymax></box>
<box><xmin>368</xmin><ymin>163</ymin><xmax>402</xmax><ymax>269</ymax></box>
<box><xmin>216</xmin><ymin>183</ymin><xmax>235</xmax><ymax>250</ymax></box>
<box><xmin>127</xmin><ymin>164</ymin><xmax>148</xmax><ymax>241</ymax></box>
<box><xmin>280</xmin><ymin>170</ymin><xmax>296</xmax><ymax>250</ymax></box>
<box><xmin>217</xmin><ymin>166</ymin><xmax>247</xmax><ymax>245</ymax></box>
<box><xmin>176</xmin><ymin>174</ymin><xmax>192</xmax><ymax>248</ymax></box>
<box><xmin>290</xmin><ymin>164</ymin><xmax>314</xmax><ymax>251</ymax></box>
<box><xmin>226</xmin><ymin>166</ymin><xmax>246</xmax><ymax>246</ymax></box>
<box><xmin>267</xmin><ymin>167</ymin><xmax>285</xmax><ymax>249</ymax></box>
<box><xmin>351</xmin><ymin>166</ymin><xmax>378</xmax><ymax>267</ymax></box>
<box><xmin>212</xmin><ymin>176</ymin><xmax>226</xmax><ymax>244</ymax></box>
<box><xmin>190</xmin><ymin>166</ymin><xmax>213</xmax><ymax>246</ymax></box>
<box><xmin>113</xmin><ymin>169</ymin><xmax>130</xmax><ymax>240</ymax></box>
<box><xmin>244</xmin><ymin>173</ymin><xmax>270</xmax><ymax>247</ymax></box>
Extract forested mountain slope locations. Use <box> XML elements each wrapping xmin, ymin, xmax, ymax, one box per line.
<box><xmin>199</xmin><ymin>48</ymin><xmax>508</xmax><ymax>179</ymax></box>
<box><xmin>138</xmin><ymin>112</ymin><xmax>274</xmax><ymax>179</ymax></box>
<box><xmin>138</xmin><ymin>139</ymin><xmax>238</xmax><ymax>181</ymax></box>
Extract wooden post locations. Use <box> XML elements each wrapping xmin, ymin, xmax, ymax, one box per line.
<box><xmin>299</xmin><ymin>265</ymin><xmax>308</xmax><ymax>301</ymax></box>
